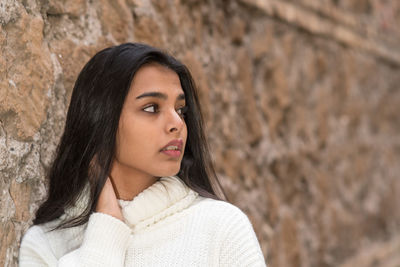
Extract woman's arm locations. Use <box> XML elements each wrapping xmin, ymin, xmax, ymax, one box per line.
<box><xmin>19</xmin><ymin>213</ymin><xmax>131</xmax><ymax>266</ymax></box>
<box><xmin>19</xmin><ymin>178</ymin><xmax>129</xmax><ymax>266</ymax></box>
<box><xmin>59</xmin><ymin>212</ymin><xmax>130</xmax><ymax>266</ymax></box>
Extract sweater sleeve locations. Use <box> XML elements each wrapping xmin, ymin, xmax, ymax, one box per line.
<box><xmin>19</xmin><ymin>212</ymin><xmax>131</xmax><ymax>267</ymax></box>
<box><xmin>218</xmin><ymin>204</ymin><xmax>267</xmax><ymax>267</ymax></box>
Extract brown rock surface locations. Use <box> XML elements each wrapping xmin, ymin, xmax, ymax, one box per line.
<box><xmin>1</xmin><ymin>6</ymin><xmax>53</xmax><ymax>141</ymax></box>
<box><xmin>1</xmin><ymin>0</ymin><xmax>400</xmax><ymax>266</ymax></box>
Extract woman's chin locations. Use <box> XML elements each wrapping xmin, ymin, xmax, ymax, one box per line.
<box><xmin>153</xmin><ymin>167</ymin><xmax>180</xmax><ymax>178</ymax></box>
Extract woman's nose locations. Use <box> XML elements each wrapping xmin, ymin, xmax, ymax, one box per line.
<box><xmin>166</xmin><ymin>109</ymin><xmax>184</xmax><ymax>133</ymax></box>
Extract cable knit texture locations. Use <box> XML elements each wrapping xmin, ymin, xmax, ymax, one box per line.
<box><xmin>19</xmin><ymin>176</ymin><xmax>267</xmax><ymax>266</ymax></box>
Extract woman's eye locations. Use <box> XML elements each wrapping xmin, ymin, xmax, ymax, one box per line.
<box><xmin>143</xmin><ymin>104</ymin><xmax>158</xmax><ymax>113</ymax></box>
<box><xmin>177</xmin><ymin>106</ymin><xmax>188</xmax><ymax>117</ymax></box>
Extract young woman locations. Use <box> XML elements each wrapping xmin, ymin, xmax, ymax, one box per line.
<box><xmin>19</xmin><ymin>43</ymin><xmax>267</xmax><ymax>266</ymax></box>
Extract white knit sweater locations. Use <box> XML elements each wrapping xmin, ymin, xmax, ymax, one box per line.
<box><xmin>19</xmin><ymin>176</ymin><xmax>267</xmax><ymax>266</ymax></box>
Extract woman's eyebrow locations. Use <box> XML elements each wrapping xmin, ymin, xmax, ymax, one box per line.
<box><xmin>136</xmin><ymin>91</ymin><xmax>185</xmax><ymax>100</ymax></box>
<box><xmin>177</xmin><ymin>93</ymin><xmax>185</xmax><ymax>101</ymax></box>
<box><xmin>136</xmin><ymin>91</ymin><xmax>167</xmax><ymax>100</ymax></box>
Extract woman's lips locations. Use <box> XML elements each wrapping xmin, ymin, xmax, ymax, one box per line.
<box><xmin>160</xmin><ymin>139</ymin><xmax>183</xmax><ymax>157</ymax></box>
<box><xmin>161</xmin><ymin>150</ymin><xmax>181</xmax><ymax>158</ymax></box>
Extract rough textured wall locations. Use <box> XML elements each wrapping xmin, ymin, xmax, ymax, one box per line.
<box><xmin>1</xmin><ymin>0</ymin><xmax>400</xmax><ymax>266</ymax></box>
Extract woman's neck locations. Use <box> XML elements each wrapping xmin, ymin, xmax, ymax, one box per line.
<box><xmin>109</xmin><ymin>161</ymin><xmax>160</xmax><ymax>201</ymax></box>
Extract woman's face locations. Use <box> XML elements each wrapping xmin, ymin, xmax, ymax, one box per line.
<box><xmin>113</xmin><ymin>63</ymin><xmax>188</xmax><ymax>179</ymax></box>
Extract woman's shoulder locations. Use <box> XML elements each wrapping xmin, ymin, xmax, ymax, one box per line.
<box><xmin>21</xmin><ymin>219</ymin><xmax>61</xmax><ymax>244</ymax></box>
<box><xmin>193</xmin><ymin>195</ymin><xmax>240</xmax><ymax>209</ymax></box>
<box><xmin>193</xmin><ymin>195</ymin><xmax>246</xmax><ymax>211</ymax></box>
<box><xmin>19</xmin><ymin>224</ymin><xmax>57</xmax><ymax>265</ymax></box>
<box><xmin>20</xmin><ymin>219</ymin><xmax>86</xmax><ymax>260</ymax></box>
<box><xmin>191</xmin><ymin>195</ymin><xmax>253</xmax><ymax>225</ymax></box>
<box><xmin>193</xmin><ymin>197</ymin><xmax>266</xmax><ymax>266</ymax></box>
<box><xmin>21</xmin><ymin>224</ymin><xmax>48</xmax><ymax>246</ymax></box>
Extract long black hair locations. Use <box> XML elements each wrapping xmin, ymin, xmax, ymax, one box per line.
<box><xmin>33</xmin><ymin>43</ymin><xmax>228</xmax><ymax>229</ymax></box>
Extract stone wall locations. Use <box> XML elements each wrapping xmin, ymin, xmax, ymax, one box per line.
<box><xmin>1</xmin><ymin>0</ymin><xmax>399</xmax><ymax>266</ymax></box>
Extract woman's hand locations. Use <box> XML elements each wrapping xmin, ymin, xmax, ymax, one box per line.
<box><xmin>96</xmin><ymin>177</ymin><xmax>124</xmax><ymax>222</ymax></box>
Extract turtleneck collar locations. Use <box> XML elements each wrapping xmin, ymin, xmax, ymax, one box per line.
<box><xmin>63</xmin><ymin>176</ymin><xmax>199</xmax><ymax>233</ymax></box>
<box><xmin>118</xmin><ymin>176</ymin><xmax>198</xmax><ymax>233</ymax></box>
